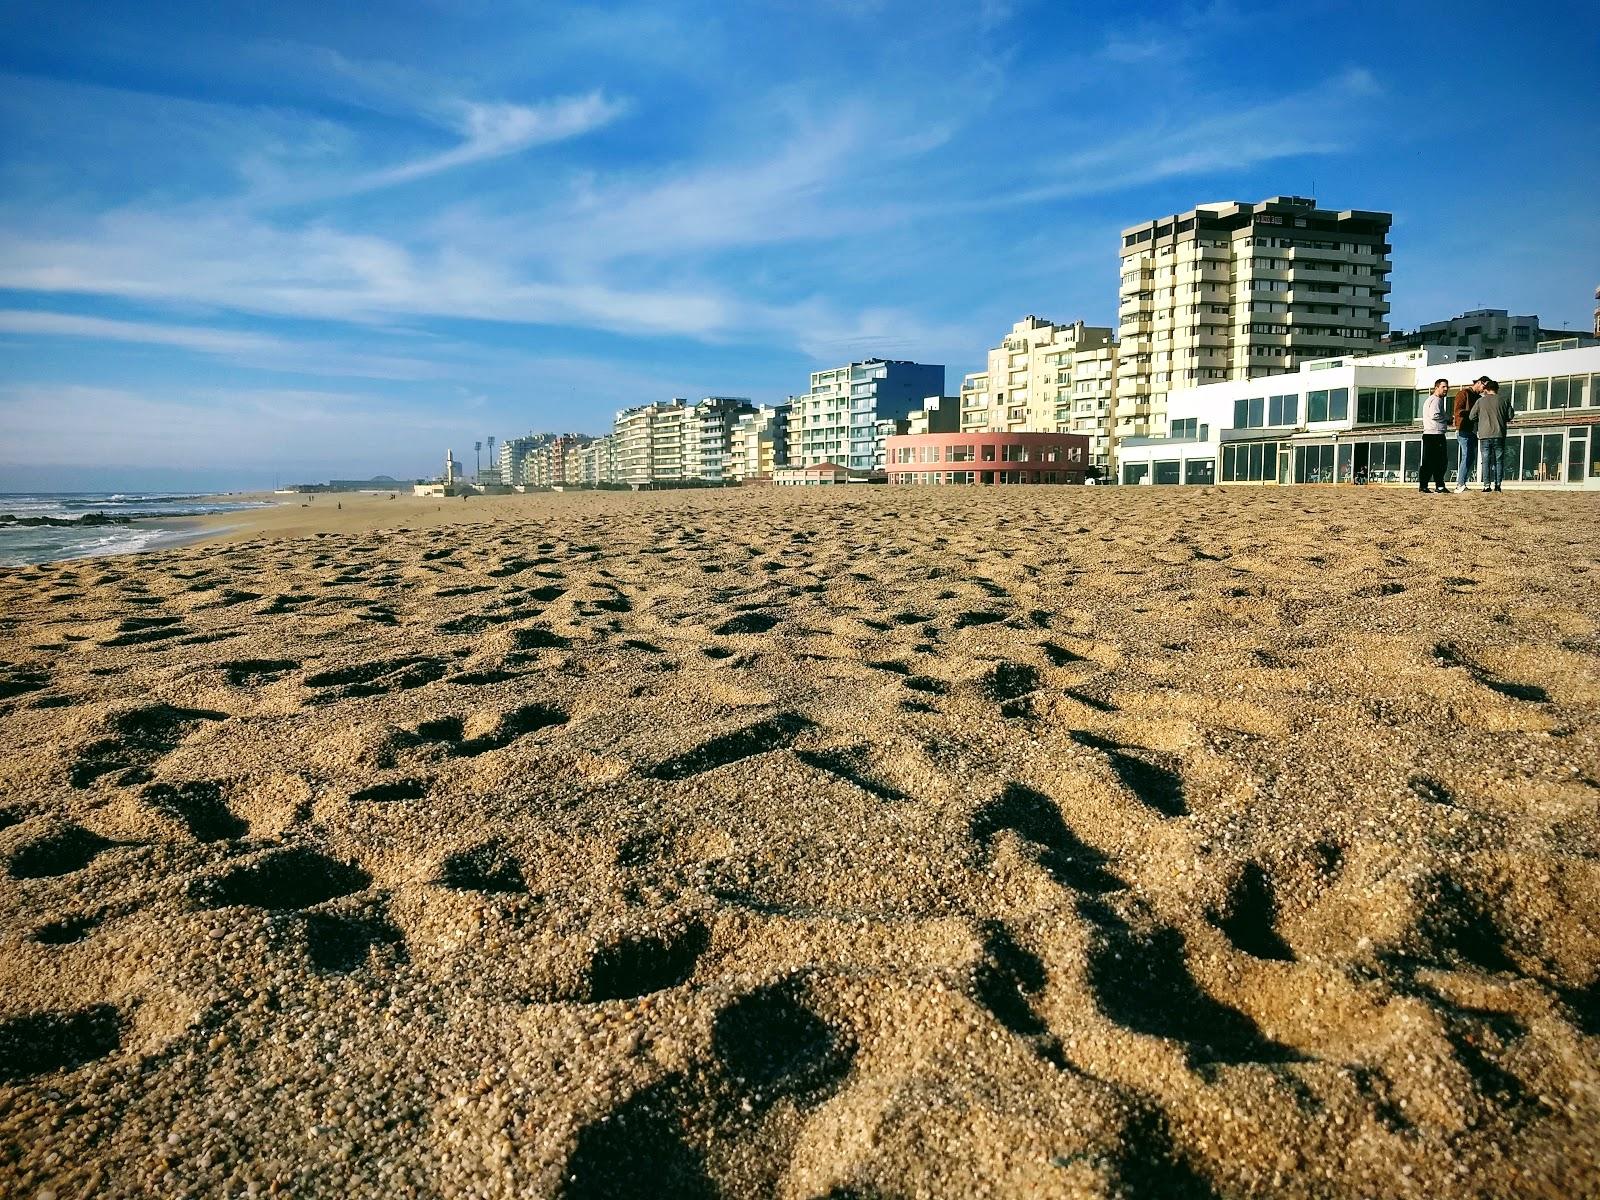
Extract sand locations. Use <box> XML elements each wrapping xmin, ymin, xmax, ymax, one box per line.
<box><xmin>1</xmin><ymin>484</ymin><xmax>1596</xmax><ymax>1199</ymax></box>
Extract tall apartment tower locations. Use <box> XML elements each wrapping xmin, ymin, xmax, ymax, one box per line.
<box><xmin>794</xmin><ymin>359</ymin><xmax>944</xmax><ymax>471</ymax></box>
<box><xmin>959</xmin><ymin>315</ymin><xmax>1116</xmax><ymax>470</ymax></box>
<box><xmin>1115</xmin><ymin>195</ymin><xmax>1392</xmax><ymax>451</ymax></box>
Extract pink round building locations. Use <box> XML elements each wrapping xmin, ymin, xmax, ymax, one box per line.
<box><xmin>884</xmin><ymin>432</ymin><xmax>1091</xmax><ymax>485</ymax></box>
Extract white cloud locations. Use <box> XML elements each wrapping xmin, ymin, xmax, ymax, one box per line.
<box><xmin>0</xmin><ymin>309</ymin><xmax>278</xmax><ymax>354</ymax></box>
<box><xmin>329</xmin><ymin>92</ymin><xmax>629</xmax><ymax>199</ymax></box>
<box><xmin>0</xmin><ymin>307</ymin><xmax>464</xmax><ymax>382</ymax></box>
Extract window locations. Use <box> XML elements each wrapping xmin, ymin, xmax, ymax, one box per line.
<box><xmin>1295</xmin><ymin>443</ymin><xmax>1335</xmax><ymax>483</ymax></box>
<box><xmin>1268</xmin><ymin>393</ymin><xmax>1298</xmax><ymax>426</ymax></box>
<box><xmin>1519</xmin><ymin>433</ymin><xmax>1563</xmax><ymax>482</ymax></box>
<box><xmin>1307</xmin><ymin>386</ymin><xmax>1349</xmax><ymax>422</ymax></box>
<box><xmin>1185</xmin><ymin>458</ymin><xmax>1215</xmax><ymax>485</ymax></box>
<box><xmin>1001</xmin><ymin>445</ymin><xmax>1029</xmax><ymax>462</ymax></box>
<box><xmin>947</xmin><ymin>444</ymin><xmax>974</xmax><ymax>462</ymax></box>
<box><xmin>1171</xmin><ymin>417</ymin><xmax>1198</xmax><ymax>438</ymax></box>
<box><xmin>1122</xmin><ymin>462</ymin><xmax>1149</xmax><ymax>484</ymax></box>
<box><xmin>1356</xmin><ymin>387</ymin><xmax>1417</xmax><ymax>425</ymax></box>
<box><xmin>1222</xmin><ymin>441</ymin><xmax>1279</xmax><ymax>482</ymax></box>
<box><xmin>980</xmin><ymin>444</ymin><xmax>996</xmax><ymax>461</ymax></box>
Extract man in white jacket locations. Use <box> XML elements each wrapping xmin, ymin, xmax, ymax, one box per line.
<box><xmin>1419</xmin><ymin>378</ymin><xmax>1450</xmax><ymax>493</ymax></box>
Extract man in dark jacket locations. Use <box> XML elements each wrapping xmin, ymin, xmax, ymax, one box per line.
<box><xmin>1474</xmin><ymin>378</ymin><xmax>1512</xmax><ymax>492</ymax></box>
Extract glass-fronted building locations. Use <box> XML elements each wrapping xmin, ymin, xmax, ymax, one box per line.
<box><xmin>1115</xmin><ymin>344</ymin><xmax>1600</xmax><ymax>488</ymax></box>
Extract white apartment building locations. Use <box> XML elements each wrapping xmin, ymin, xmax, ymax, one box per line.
<box><xmin>687</xmin><ymin>396</ymin><xmax>755</xmax><ymax>482</ymax></box>
<box><xmin>612</xmin><ymin>399</ymin><xmax>688</xmax><ymax>486</ymax></box>
<box><xmin>650</xmin><ymin>404</ymin><xmax>688</xmax><ymax>483</ymax></box>
<box><xmin>1116</xmin><ymin>195</ymin><xmax>1393</xmax><ymax>450</ymax></box>
<box><xmin>960</xmin><ymin>316</ymin><xmax>1113</xmax><ymax>428</ymax></box>
<box><xmin>1067</xmin><ymin>341</ymin><xmax>1118</xmax><ymax>472</ymax></box>
<box><xmin>724</xmin><ymin>403</ymin><xmax>790</xmax><ymax>482</ymax></box>
<box><xmin>1114</xmin><ymin>343</ymin><xmax>1600</xmax><ymax>488</ymax></box>
<box><xmin>568</xmin><ymin>435</ymin><xmax>616</xmax><ymax>486</ymax></box>
<box><xmin>793</xmin><ymin>359</ymin><xmax>944</xmax><ymax>471</ymax></box>
<box><xmin>499</xmin><ymin>434</ymin><xmax>556</xmax><ymax>488</ymax></box>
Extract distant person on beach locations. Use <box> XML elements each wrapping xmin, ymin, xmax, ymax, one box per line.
<box><xmin>1451</xmin><ymin>382</ymin><xmax>1481</xmax><ymax>493</ymax></box>
<box><xmin>1474</xmin><ymin>378</ymin><xmax>1512</xmax><ymax>492</ymax></box>
<box><xmin>1419</xmin><ymin>378</ymin><xmax>1450</xmax><ymax>492</ymax></box>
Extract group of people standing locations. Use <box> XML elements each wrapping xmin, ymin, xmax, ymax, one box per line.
<box><xmin>1419</xmin><ymin>376</ymin><xmax>1513</xmax><ymax>493</ymax></box>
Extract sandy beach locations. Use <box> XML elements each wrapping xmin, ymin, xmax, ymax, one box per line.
<box><xmin>1</xmin><ymin>484</ymin><xmax>1597</xmax><ymax>1198</ymax></box>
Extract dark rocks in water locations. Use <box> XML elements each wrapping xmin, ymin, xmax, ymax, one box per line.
<box><xmin>0</xmin><ymin>513</ymin><xmax>134</xmax><ymax>527</ymax></box>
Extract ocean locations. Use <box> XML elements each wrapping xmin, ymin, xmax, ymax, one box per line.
<box><xmin>0</xmin><ymin>493</ymin><xmax>271</xmax><ymax>567</ymax></box>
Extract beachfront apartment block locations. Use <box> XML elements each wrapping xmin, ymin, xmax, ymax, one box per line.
<box><xmin>567</xmin><ymin>434</ymin><xmax>617</xmax><ymax>486</ymax></box>
<box><xmin>1113</xmin><ymin>342</ymin><xmax>1600</xmax><ymax>488</ymax></box>
<box><xmin>959</xmin><ymin>316</ymin><xmax>1113</xmax><ymax>424</ymax></box>
<box><xmin>612</xmin><ymin>399</ymin><xmax>690</xmax><ymax>486</ymax></box>
<box><xmin>724</xmin><ymin>403</ymin><xmax>791</xmax><ymax>482</ymax></box>
<box><xmin>1116</xmin><ymin>196</ymin><xmax>1392</xmax><ymax>451</ymax></box>
<box><xmin>688</xmin><ymin>397</ymin><xmax>756</xmax><ymax>482</ymax></box>
<box><xmin>792</xmin><ymin>359</ymin><xmax>945</xmax><ymax>472</ymax></box>
<box><xmin>499</xmin><ymin>433</ymin><xmax>559</xmax><ymax>488</ymax></box>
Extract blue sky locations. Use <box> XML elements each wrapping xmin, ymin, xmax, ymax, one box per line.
<box><xmin>1</xmin><ymin>0</ymin><xmax>1596</xmax><ymax>489</ymax></box>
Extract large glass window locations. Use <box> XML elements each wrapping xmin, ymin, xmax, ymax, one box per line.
<box><xmin>1268</xmin><ymin>393</ymin><xmax>1298</xmax><ymax>425</ymax></box>
<box><xmin>1154</xmin><ymin>460</ymin><xmax>1181</xmax><ymax>485</ymax></box>
<box><xmin>1122</xmin><ymin>462</ymin><xmax>1149</xmax><ymax>484</ymax></box>
<box><xmin>1511</xmin><ymin>379</ymin><xmax>1530</xmax><ymax>412</ymax></box>
<box><xmin>1223</xmin><ymin>441</ymin><xmax>1280</xmax><ymax>482</ymax></box>
<box><xmin>1247</xmin><ymin>396</ymin><xmax>1265</xmax><ymax>427</ymax></box>
<box><xmin>1296</xmin><ymin>444</ymin><xmax>1330</xmax><ymax>483</ymax></box>
<box><xmin>1329</xmin><ymin>387</ymin><xmax>1349</xmax><ymax>420</ymax></box>
<box><xmin>947</xmin><ymin>444</ymin><xmax>975</xmax><ymax>462</ymax></box>
<box><xmin>1308</xmin><ymin>389</ymin><xmax>1328</xmax><ymax>421</ymax></box>
<box><xmin>1357</xmin><ymin>387</ymin><xmax>1417</xmax><ymax>425</ymax></box>
<box><xmin>1520</xmin><ymin>432</ymin><xmax>1563</xmax><ymax>482</ymax></box>
<box><xmin>1185</xmin><ymin>458</ymin><xmax>1215</xmax><ymax>484</ymax></box>
<box><xmin>1530</xmin><ymin>380</ymin><xmax>1549</xmax><ymax>411</ymax></box>
<box><xmin>1403</xmin><ymin>439</ymin><xmax>1421</xmax><ymax>483</ymax></box>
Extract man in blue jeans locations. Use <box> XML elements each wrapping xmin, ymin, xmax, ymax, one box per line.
<box><xmin>1452</xmin><ymin>377</ymin><xmax>1488</xmax><ymax>492</ymax></box>
<box><xmin>1475</xmin><ymin>378</ymin><xmax>1512</xmax><ymax>492</ymax></box>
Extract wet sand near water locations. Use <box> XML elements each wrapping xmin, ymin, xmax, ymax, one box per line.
<box><xmin>1</xmin><ymin>485</ymin><xmax>1597</xmax><ymax>1198</ymax></box>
